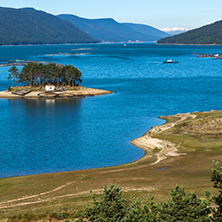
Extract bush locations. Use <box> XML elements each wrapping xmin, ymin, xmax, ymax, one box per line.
<box><xmin>158</xmin><ymin>185</ymin><xmax>211</xmax><ymax>222</ymax></box>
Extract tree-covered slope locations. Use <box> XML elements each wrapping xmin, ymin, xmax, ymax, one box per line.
<box><xmin>157</xmin><ymin>20</ymin><xmax>222</xmax><ymax>44</ymax></box>
<box><xmin>124</xmin><ymin>23</ymin><xmax>168</xmax><ymax>40</ymax></box>
<box><xmin>58</xmin><ymin>14</ymin><xmax>169</xmax><ymax>42</ymax></box>
<box><xmin>0</xmin><ymin>7</ymin><xmax>98</xmax><ymax>45</ymax></box>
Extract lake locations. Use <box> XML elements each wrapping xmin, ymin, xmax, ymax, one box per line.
<box><xmin>0</xmin><ymin>43</ymin><xmax>222</xmax><ymax>178</ymax></box>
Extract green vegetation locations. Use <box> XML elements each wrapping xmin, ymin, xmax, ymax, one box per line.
<box><xmin>155</xmin><ymin>111</ymin><xmax>222</xmax><ymax>152</ymax></box>
<box><xmin>58</xmin><ymin>162</ymin><xmax>222</xmax><ymax>221</ymax></box>
<box><xmin>57</xmin><ymin>14</ymin><xmax>169</xmax><ymax>42</ymax></box>
<box><xmin>157</xmin><ymin>20</ymin><xmax>222</xmax><ymax>44</ymax></box>
<box><xmin>0</xmin><ymin>7</ymin><xmax>98</xmax><ymax>45</ymax></box>
<box><xmin>8</xmin><ymin>66</ymin><xmax>18</xmax><ymax>87</ymax></box>
<box><xmin>8</xmin><ymin>63</ymin><xmax>82</xmax><ymax>88</ymax></box>
<box><xmin>1</xmin><ymin>111</ymin><xmax>222</xmax><ymax>221</ymax></box>
<box><xmin>211</xmin><ymin>161</ymin><xmax>222</xmax><ymax>221</ymax></box>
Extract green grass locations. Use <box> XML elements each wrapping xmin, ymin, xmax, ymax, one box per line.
<box><xmin>1</xmin><ymin>111</ymin><xmax>222</xmax><ymax>221</ymax></box>
<box><xmin>155</xmin><ymin>111</ymin><xmax>222</xmax><ymax>152</ymax></box>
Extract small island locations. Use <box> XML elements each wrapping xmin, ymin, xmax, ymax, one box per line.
<box><xmin>0</xmin><ymin>62</ymin><xmax>112</xmax><ymax>98</ymax></box>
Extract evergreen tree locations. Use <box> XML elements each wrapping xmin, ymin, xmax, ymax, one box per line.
<box><xmin>13</xmin><ymin>62</ymin><xmax>82</xmax><ymax>87</ymax></box>
<box><xmin>211</xmin><ymin>161</ymin><xmax>222</xmax><ymax>221</ymax></box>
<box><xmin>158</xmin><ymin>185</ymin><xmax>211</xmax><ymax>222</ymax></box>
<box><xmin>76</xmin><ymin>184</ymin><xmax>131</xmax><ymax>222</ymax></box>
<box><xmin>8</xmin><ymin>65</ymin><xmax>18</xmax><ymax>87</ymax></box>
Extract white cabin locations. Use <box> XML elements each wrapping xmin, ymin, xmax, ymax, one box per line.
<box><xmin>45</xmin><ymin>85</ymin><xmax>55</xmax><ymax>92</ymax></box>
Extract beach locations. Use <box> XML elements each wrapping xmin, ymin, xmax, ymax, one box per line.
<box><xmin>0</xmin><ymin>87</ymin><xmax>112</xmax><ymax>98</ymax></box>
<box><xmin>131</xmin><ymin>112</ymin><xmax>197</xmax><ymax>164</ymax></box>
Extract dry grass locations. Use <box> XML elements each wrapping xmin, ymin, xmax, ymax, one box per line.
<box><xmin>1</xmin><ymin>110</ymin><xmax>222</xmax><ymax>221</ymax></box>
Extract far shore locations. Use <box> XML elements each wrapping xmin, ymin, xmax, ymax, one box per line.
<box><xmin>0</xmin><ymin>86</ymin><xmax>112</xmax><ymax>99</ymax></box>
<box><xmin>157</xmin><ymin>43</ymin><xmax>222</xmax><ymax>46</ymax></box>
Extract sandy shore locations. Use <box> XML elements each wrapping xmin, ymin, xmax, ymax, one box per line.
<box><xmin>131</xmin><ymin>113</ymin><xmax>197</xmax><ymax>164</ymax></box>
<box><xmin>0</xmin><ymin>87</ymin><xmax>112</xmax><ymax>98</ymax></box>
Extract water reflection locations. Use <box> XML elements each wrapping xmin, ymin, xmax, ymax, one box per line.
<box><xmin>1</xmin><ymin>98</ymin><xmax>83</xmax><ymax>177</ymax></box>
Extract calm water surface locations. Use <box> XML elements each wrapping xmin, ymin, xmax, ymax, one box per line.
<box><xmin>0</xmin><ymin>43</ymin><xmax>222</xmax><ymax>178</ymax></box>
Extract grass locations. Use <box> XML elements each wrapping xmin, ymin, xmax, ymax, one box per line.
<box><xmin>156</xmin><ymin>111</ymin><xmax>222</xmax><ymax>152</ymax></box>
<box><xmin>1</xmin><ymin>111</ymin><xmax>222</xmax><ymax>221</ymax></box>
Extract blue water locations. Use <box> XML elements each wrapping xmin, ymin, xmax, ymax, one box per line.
<box><xmin>1</xmin><ymin>43</ymin><xmax>222</xmax><ymax>178</ymax></box>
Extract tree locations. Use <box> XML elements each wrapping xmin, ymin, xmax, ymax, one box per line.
<box><xmin>15</xmin><ymin>62</ymin><xmax>82</xmax><ymax>88</ymax></box>
<box><xmin>211</xmin><ymin>161</ymin><xmax>222</xmax><ymax>221</ymax></box>
<box><xmin>36</xmin><ymin>63</ymin><xmax>46</xmax><ymax>87</ymax></box>
<box><xmin>158</xmin><ymin>185</ymin><xmax>212</xmax><ymax>222</ymax></box>
<box><xmin>8</xmin><ymin>65</ymin><xmax>18</xmax><ymax>87</ymax></box>
<box><xmin>76</xmin><ymin>184</ymin><xmax>131</xmax><ymax>222</ymax></box>
<box><xmin>123</xmin><ymin>193</ymin><xmax>159</xmax><ymax>222</ymax></box>
<box><xmin>63</xmin><ymin>65</ymin><xmax>82</xmax><ymax>87</ymax></box>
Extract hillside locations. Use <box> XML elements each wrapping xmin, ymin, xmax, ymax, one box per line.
<box><xmin>157</xmin><ymin>20</ymin><xmax>222</xmax><ymax>44</ymax></box>
<box><xmin>0</xmin><ymin>7</ymin><xmax>98</xmax><ymax>45</ymax></box>
<box><xmin>57</xmin><ymin>14</ymin><xmax>169</xmax><ymax>42</ymax></box>
<box><xmin>123</xmin><ymin>23</ymin><xmax>168</xmax><ymax>40</ymax></box>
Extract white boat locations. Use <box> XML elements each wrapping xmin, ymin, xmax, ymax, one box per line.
<box><xmin>163</xmin><ymin>59</ymin><xmax>179</xmax><ymax>64</ymax></box>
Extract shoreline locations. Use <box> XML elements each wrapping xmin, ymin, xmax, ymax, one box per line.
<box><xmin>131</xmin><ymin>112</ymin><xmax>197</xmax><ymax>164</ymax></box>
<box><xmin>0</xmin><ymin>87</ymin><xmax>112</xmax><ymax>99</ymax></box>
<box><xmin>1</xmin><ymin>111</ymin><xmax>221</xmax><ymax>217</ymax></box>
<box><xmin>0</xmin><ymin>112</ymin><xmax>198</xmax><ymax>180</ymax></box>
<box><xmin>157</xmin><ymin>43</ymin><xmax>222</xmax><ymax>46</ymax></box>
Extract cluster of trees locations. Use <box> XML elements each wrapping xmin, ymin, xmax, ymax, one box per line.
<box><xmin>58</xmin><ymin>161</ymin><xmax>222</xmax><ymax>221</ymax></box>
<box><xmin>8</xmin><ymin>63</ymin><xmax>82</xmax><ymax>88</ymax></box>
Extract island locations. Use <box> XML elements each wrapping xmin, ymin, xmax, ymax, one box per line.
<box><xmin>2</xmin><ymin>62</ymin><xmax>112</xmax><ymax>98</ymax></box>
<box><xmin>0</xmin><ymin>86</ymin><xmax>112</xmax><ymax>98</ymax></box>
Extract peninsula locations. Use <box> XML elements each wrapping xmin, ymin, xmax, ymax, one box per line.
<box><xmin>1</xmin><ymin>110</ymin><xmax>222</xmax><ymax>221</ymax></box>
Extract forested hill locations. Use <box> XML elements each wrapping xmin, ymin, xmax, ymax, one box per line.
<box><xmin>57</xmin><ymin>14</ymin><xmax>169</xmax><ymax>42</ymax></box>
<box><xmin>0</xmin><ymin>7</ymin><xmax>98</xmax><ymax>45</ymax></box>
<box><xmin>157</xmin><ymin>20</ymin><xmax>222</xmax><ymax>44</ymax></box>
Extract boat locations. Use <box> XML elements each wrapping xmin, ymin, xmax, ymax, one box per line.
<box><xmin>163</xmin><ymin>59</ymin><xmax>179</xmax><ymax>64</ymax></box>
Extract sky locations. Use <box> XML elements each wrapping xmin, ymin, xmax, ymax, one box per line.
<box><xmin>1</xmin><ymin>0</ymin><xmax>222</xmax><ymax>31</ymax></box>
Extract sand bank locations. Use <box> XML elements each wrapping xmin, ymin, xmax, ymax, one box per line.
<box><xmin>0</xmin><ymin>87</ymin><xmax>112</xmax><ymax>99</ymax></box>
<box><xmin>131</xmin><ymin>113</ymin><xmax>197</xmax><ymax>164</ymax></box>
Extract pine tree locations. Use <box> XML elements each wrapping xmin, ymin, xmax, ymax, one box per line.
<box><xmin>211</xmin><ymin>161</ymin><xmax>222</xmax><ymax>221</ymax></box>
<box><xmin>158</xmin><ymin>185</ymin><xmax>211</xmax><ymax>222</ymax></box>
<box><xmin>8</xmin><ymin>65</ymin><xmax>18</xmax><ymax>87</ymax></box>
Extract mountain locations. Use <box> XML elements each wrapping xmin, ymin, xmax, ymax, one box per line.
<box><xmin>0</xmin><ymin>7</ymin><xmax>98</xmax><ymax>45</ymax></box>
<box><xmin>57</xmin><ymin>14</ymin><xmax>169</xmax><ymax>42</ymax></box>
<box><xmin>123</xmin><ymin>23</ymin><xmax>169</xmax><ymax>40</ymax></box>
<box><xmin>160</xmin><ymin>27</ymin><xmax>188</xmax><ymax>35</ymax></box>
<box><xmin>157</xmin><ymin>20</ymin><xmax>222</xmax><ymax>44</ymax></box>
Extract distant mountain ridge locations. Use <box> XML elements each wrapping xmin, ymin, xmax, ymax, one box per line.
<box><xmin>0</xmin><ymin>7</ymin><xmax>98</xmax><ymax>45</ymax></box>
<box><xmin>157</xmin><ymin>20</ymin><xmax>222</xmax><ymax>44</ymax></box>
<box><xmin>57</xmin><ymin>14</ymin><xmax>169</xmax><ymax>42</ymax></box>
<box><xmin>160</xmin><ymin>27</ymin><xmax>188</xmax><ymax>35</ymax></box>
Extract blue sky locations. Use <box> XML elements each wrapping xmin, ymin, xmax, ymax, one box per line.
<box><xmin>1</xmin><ymin>0</ymin><xmax>222</xmax><ymax>30</ymax></box>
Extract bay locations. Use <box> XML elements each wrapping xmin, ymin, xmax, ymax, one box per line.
<box><xmin>0</xmin><ymin>43</ymin><xmax>222</xmax><ymax>178</ymax></box>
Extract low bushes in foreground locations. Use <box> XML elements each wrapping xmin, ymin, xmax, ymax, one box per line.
<box><xmin>58</xmin><ymin>161</ymin><xmax>222</xmax><ymax>222</ymax></box>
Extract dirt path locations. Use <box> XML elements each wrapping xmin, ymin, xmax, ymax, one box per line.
<box><xmin>0</xmin><ymin>113</ymin><xmax>197</xmax><ymax>211</ymax></box>
<box><xmin>0</xmin><ymin>185</ymin><xmax>155</xmax><ymax>209</ymax></box>
<box><xmin>131</xmin><ymin>113</ymin><xmax>197</xmax><ymax>164</ymax></box>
